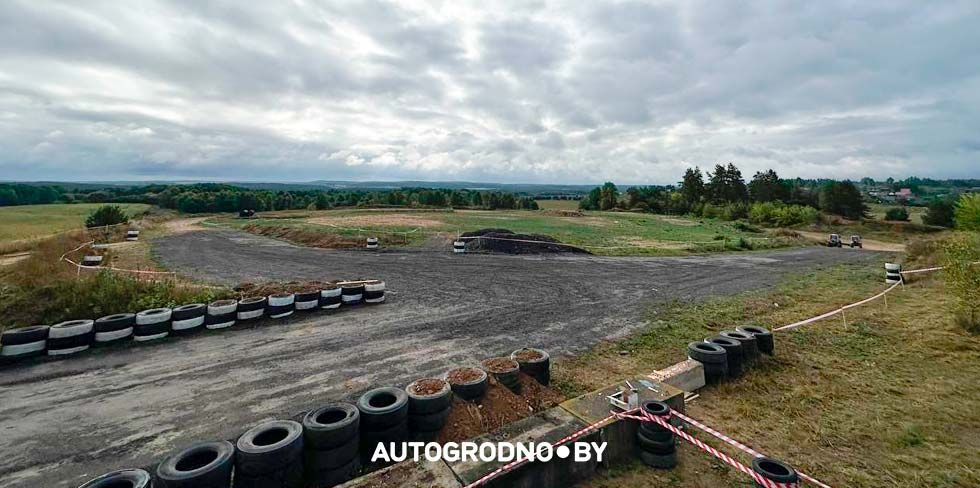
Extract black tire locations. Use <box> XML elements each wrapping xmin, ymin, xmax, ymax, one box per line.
<box><xmin>133</xmin><ymin>320</ymin><xmax>170</xmax><ymax>341</ymax></box>
<box><xmin>687</xmin><ymin>341</ymin><xmax>726</xmax><ymax>364</ymax></box>
<box><xmin>482</xmin><ymin>358</ymin><xmax>521</xmax><ymax>392</ymax></box>
<box><xmin>405</xmin><ymin>379</ymin><xmax>452</xmax><ymax>414</ymax></box>
<box><xmin>303</xmin><ymin>433</ymin><xmax>359</xmax><ymax>472</ymax></box>
<box><xmin>705</xmin><ymin>336</ymin><xmax>743</xmax><ymax>377</ymax></box>
<box><xmin>305</xmin><ymin>455</ymin><xmax>360</xmax><ymax>488</ymax></box>
<box><xmin>238</xmin><ymin>296</ymin><xmax>267</xmax><ymax>311</ymax></box>
<box><xmin>737</xmin><ymin>326</ymin><xmax>774</xmax><ymax>355</ymax></box>
<box><xmin>1</xmin><ymin>325</ymin><xmax>49</xmax><ymax>345</ymax></box>
<box><xmin>303</xmin><ymin>403</ymin><xmax>360</xmax><ymax>450</ymax></box>
<box><xmin>446</xmin><ymin>368</ymin><xmax>489</xmax><ymax>402</ymax></box>
<box><xmin>642</xmin><ymin>400</ymin><xmax>671</xmax><ymax>417</ymax></box>
<box><xmin>752</xmin><ymin>457</ymin><xmax>799</xmax><ymax>484</ymax></box>
<box><xmin>79</xmin><ymin>469</ymin><xmax>152</xmax><ymax>488</ymax></box>
<box><xmin>411</xmin><ymin>429</ymin><xmax>441</xmax><ymax>442</ymax></box>
<box><xmin>47</xmin><ymin>320</ymin><xmax>94</xmax><ymax>355</ymax></box>
<box><xmin>637</xmin><ymin>429</ymin><xmax>676</xmax><ymax>455</ymax></box>
<box><xmin>294</xmin><ymin>290</ymin><xmax>320</xmax><ymax>311</ymax></box>
<box><xmin>360</xmin><ymin>420</ymin><xmax>408</xmax><ymax>455</ymax></box>
<box><xmin>638</xmin><ymin>449</ymin><xmax>677</xmax><ymax>469</ymax></box>
<box><xmin>95</xmin><ymin>313</ymin><xmax>135</xmax><ymax>332</ymax></box>
<box><xmin>640</xmin><ymin>423</ymin><xmax>675</xmax><ymax>441</ymax></box>
<box><xmin>703</xmin><ymin>361</ymin><xmax>728</xmax><ymax>384</ymax></box>
<box><xmin>172</xmin><ymin>303</ymin><xmax>206</xmax><ymax>321</ymax></box>
<box><xmin>510</xmin><ymin>347</ymin><xmax>550</xmax><ymax>385</ymax></box>
<box><xmin>719</xmin><ymin>330</ymin><xmax>759</xmax><ymax>362</ymax></box>
<box><xmin>357</xmin><ymin>387</ymin><xmax>409</xmax><ymax>431</ymax></box>
<box><xmin>407</xmin><ymin>406</ymin><xmax>451</xmax><ymax>432</ymax></box>
<box><xmin>156</xmin><ymin>440</ymin><xmax>234</xmax><ymax>488</ymax></box>
<box><xmin>235</xmin><ymin>420</ymin><xmax>304</xmax><ymax>477</ymax></box>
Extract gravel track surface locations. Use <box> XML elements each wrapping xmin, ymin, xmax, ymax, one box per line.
<box><xmin>0</xmin><ymin>229</ymin><xmax>880</xmax><ymax>487</ymax></box>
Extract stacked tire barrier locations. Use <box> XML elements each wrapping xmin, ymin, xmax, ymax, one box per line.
<box><xmin>0</xmin><ymin>280</ymin><xmax>386</xmax><ymax>366</ymax></box>
<box><xmin>341</xmin><ymin>284</ymin><xmax>364</xmax><ymax>305</ymax></box>
<box><xmin>636</xmin><ymin>400</ymin><xmax>677</xmax><ymax>469</ymax></box>
<box><xmin>95</xmin><ymin>314</ymin><xmax>135</xmax><ymax>344</ymax></box>
<box><xmin>446</xmin><ymin>367</ymin><xmax>489</xmax><ymax>402</ymax></box>
<box><xmin>47</xmin><ymin>320</ymin><xmax>94</xmax><ymax>356</ymax></box>
<box><xmin>268</xmin><ymin>293</ymin><xmax>296</xmax><ymax>319</ymax></box>
<box><xmin>690</xmin><ymin>326</ymin><xmax>775</xmax><ymax>384</ymax></box>
<box><xmin>234</xmin><ymin>420</ymin><xmax>305</xmax><ymax>488</ymax></box>
<box><xmin>81</xmin><ymin>255</ymin><xmax>103</xmax><ymax>267</ymax></box>
<box><xmin>363</xmin><ymin>280</ymin><xmax>386</xmax><ymax>304</ymax></box>
<box><xmin>320</xmin><ymin>286</ymin><xmax>342</xmax><ymax>309</ymax></box>
<box><xmin>366</xmin><ymin>237</ymin><xmax>378</xmax><ymax>249</ymax></box>
<box><xmin>303</xmin><ymin>403</ymin><xmax>362</xmax><ymax>487</ymax></box>
<box><xmin>482</xmin><ymin>357</ymin><xmax>522</xmax><ymax>393</ymax></box>
<box><xmin>237</xmin><ymin>297</ymin><xmax>267</xmax><ymax>321</ymax></box>
<box><xmin>453</xmin><ymin>240</ymin><xmax>466</xmax><ymax>253</ymax></box>
<box><xmin>885</xmin><ymin>262</ymin><xmax>903</xmax><ymax>284</ymax></box>
<box><xmin>511</xmin><ymin>347</ymin><xmax>550</xmax><ymax>385</ymax></box>
<box><xmin>126</xmin><ymin>229</ymin><xmax>140</xmax><ymax>241</ymax></box>
<box><xmin>687</xmin><ymin>341</ymin><xmax>728</xmax><ymax>384</ymax></box>
<box><xmin>156</xmin><ymin>440</ymin><xmax>234</xmax><ymax>488</ymax></box>
<box><xmin>357</xmin><ymin>387</ymin><xmax>409</xmax><ymax>465</ymax></box>
<box><xmin>405</xmin><ymin>379</ymin><xmax>452</xmax><ymax>442</ymax></box>
<box><xmin>135</xmin><ymin>308</ymin><xmax>171</xmax><ymax>342</ymax></box>
<box><xmin>294</xmin><ymin>289</ymin><xmax>320</xmax><ymax>311</ymax></box>
<box><xmin>207</xmin><ymin>300</ymin><xmax>238</xmax><ymax>330</ymax></box>
<box><xmin>171</xmin><ymin>304</ymin><xmax>206</xmax><ymax>335</ymax></box>
<box><xmin>0</xmin><ymin>326</ymin><xmax>48</xmax><ymax>362</ymax></box>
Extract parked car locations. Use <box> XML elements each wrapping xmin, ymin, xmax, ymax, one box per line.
<box><xmin>827</xmin><ymin>234</ymin><xmax>843</xmax><ymax>247</ymax></box>
<box><xmin>850</xmin><ymin>235</ymin><xmax>863</xmax><ymax>248</ymax></box>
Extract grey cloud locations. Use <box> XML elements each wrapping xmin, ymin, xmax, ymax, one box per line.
<box><xmin>0</xmin><ymin>0</ymin><xmax>978</xmax><ymax>183</ymax></box>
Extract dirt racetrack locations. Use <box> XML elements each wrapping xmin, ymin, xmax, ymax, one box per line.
<box><xmin>0</xmin><ymin>230</ymin><xmax>881</xmax><ymax>487</ymax></box>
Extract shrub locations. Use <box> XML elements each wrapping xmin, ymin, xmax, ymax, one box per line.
<box><xmin>85</xmin><ymin>205</ymin><xmax>129</xmax><ymax>228</ymax></box>
<box><xmin>954</xmin><ymin>193</ymin><xmax>980</xmax><ymax>231</ymax></box>
<box><xmin>923</xmin><ymin>199</ymin><xmax>955</xmax><ymax>227</ymax></box>
<box><xmin>941</xmin><ymin>233</ymin><xmax>980</xmax><ymax>333</ymax></box>
<box><xmin>884</xmin><ymin>207</ymin><xmax>910</xmax><ymax>221</ymax></box>
<box><xmin>748</xmin><ymin>202</ymin><xmax>819</xmax><ymax>227</ymax></box>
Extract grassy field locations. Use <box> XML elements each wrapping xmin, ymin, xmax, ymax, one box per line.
<box><xmin>868</xmin><ymin>203</ymin><xmax>928</xmax><ymax>224</ymax></box>
<box><xmin>553</xmin><ymin>263</ymin><xmax>980</xmax><ymax>488</ymax></box>
<box><xmin>208</xmin><ymin>208</ymin><xmax>800</xmax><ymax>256</ymax></box>
<box><xmin>0</xmin><ymin>203</ymin><xmax>151</xmax><ymax>246</ymax></box>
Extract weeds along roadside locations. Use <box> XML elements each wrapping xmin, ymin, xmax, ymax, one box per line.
<box><xmin>0</xmin><ymin>227</ymin><xmax>232</xmax><ymax>330</ymax></box>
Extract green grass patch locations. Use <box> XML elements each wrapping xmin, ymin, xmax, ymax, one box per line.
<box><xmin>0</xmin><ymin>203</ymin><xmax>151</xmax><ymax>244</ymax></box>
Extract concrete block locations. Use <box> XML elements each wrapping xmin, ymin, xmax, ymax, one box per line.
<box><xmin>446</xmin><ymin>406</ymin><xmax>599</xmax><ymax>488</ymax></box>
<box><xmin>559</xmin><ymin>375</ymin><xmax>685</xmax><ymax>467</ymax></box>
<box><xmin>650</xmin><ymin>359</ymin><xmax>705</xmax><ymax>393</ymax></box>
<box><xmin>338</xmin><ymin>459</ymin><xmax>461</xmax><ymax>488</ymax></box>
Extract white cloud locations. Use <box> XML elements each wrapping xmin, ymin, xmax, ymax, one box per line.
<box><xmin>0</xmin><ymin>0</ymin><xmax>978</xmax><ymax>183</ymax></box>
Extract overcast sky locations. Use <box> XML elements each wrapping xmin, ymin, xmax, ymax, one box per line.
<box><xmin>1</xmin><ymin>1</ymin><xmax>978</xmax><ymax>184</ymax></box>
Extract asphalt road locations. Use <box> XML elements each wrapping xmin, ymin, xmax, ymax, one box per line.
<box><xmin>0</xmin><ymin>230</ymin><xmax>879</xmax><ymax>487</ymax></box>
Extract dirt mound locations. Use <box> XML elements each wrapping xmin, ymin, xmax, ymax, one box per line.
<box><xmin>543</xmin><ymin>209</ymin><xmax>585</xmax><ymax>217</ymax></box>
<box><xmin>459</xmin><ymin>229</ymin><xmax>590</xmax><ymax>255</ymax></box>
<box><xmin>437</xmin><ymin>373</ymin><xmax>564</xmax><ymax>443</ymax></box>
<box><xmin>242</xmin><ymin>224</ymin><xmax>409</xmax><ymax>249</ymax></box>
<box><xmin>234</xmin><ymin>280</ymin><xmax>336</xmax><ymax>297</ymax></box>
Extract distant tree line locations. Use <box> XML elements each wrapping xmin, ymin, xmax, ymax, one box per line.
<box><xmin>0</xmin><ymin>183</ymin><xmax>64</xmax><ymax>206</ymax></box>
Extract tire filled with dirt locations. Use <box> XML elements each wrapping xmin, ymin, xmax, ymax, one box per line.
<box><xmin>405</xmin><ymin>378</ymin><xmax>452</xmax><ymax>441</ymax></box>
<box><xmin>510</xmin><ymin>347</ymin><xmax>551</xmax><ymax>386</ymax></box>
<box><xmin>481</xmin><ymin>357</ymin><xmax>522</xmax><ymax>393</ymax></box>
<box><xmin>302</xmin><ymin>402</ymin><xmax>361</xmax><ymax>487</ymax></box>
<box><xmin>446</xmin><ymin>367</ymin><xmax>489</xmax><ymax>402</ymax></box>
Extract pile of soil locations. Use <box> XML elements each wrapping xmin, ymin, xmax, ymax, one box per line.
<box><xmin>408</xmin><ymin>378</ymin><xmax>447</xmax><ymax>396</ymax></box>
<box><xmin>447</xmin><ymin>367</ymin><xmax>484</xmax><ymax>384</ymax></box>
<box><xmin>242</xmin><ymin>224</ymin><xmax>409</xmax><ymax>249</ymax></box>
<box><xmin>512</xmin><ymin>348</ymin><xmax>544</xmax><ymax>362</ymax></box>
<box><xmin>234</xmin><ymin>280</ymin><xmax>336</xmax><ymax>297</ymax></box>
<box><xmin>437</xmin><ymin>373</ymin><xmax>565</xmax><ymax>443</ymax></box>
<box><xmin>482</xmin><ymin>357</ymin><xmax>518</xmax><ymax>373</ymax></box>
<box><xmin>458</xmin><ymin>229</ymin><xmax>590</xmax><ymax>255</ymax></box>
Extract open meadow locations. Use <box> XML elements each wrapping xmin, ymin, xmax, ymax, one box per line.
<box><xmin>0</xmin><ymin>203</ymin><xmax>150</xmax><ymax>248</ymax></box>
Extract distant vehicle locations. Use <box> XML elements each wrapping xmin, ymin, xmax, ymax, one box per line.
<box><xmin>238</xmin><ymin>209</ymin><xmax>256</xmax><ymax>218</ymax></box>
<box><xmin>850</xmin><ymin>235</ymin><xmax>863</xmax><ymax>248</ymax></box>
<box><xmin>827</xmin><ymin>234</ymin><xmax>843</xmax><ymax>247</ymax></box>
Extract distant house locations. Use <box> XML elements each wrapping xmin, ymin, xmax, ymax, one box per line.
<box><xmin>897</xmin><ymin>188</ymin><xmax>912</xmax><ymax>201</ymax></box>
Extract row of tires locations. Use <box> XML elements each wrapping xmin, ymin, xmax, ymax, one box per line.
<box><xmin>687</xmin><ymin>325</ymin><xmax>774</xmax><ymax>384</ymax></box>
<box><xmin>78</xmin><ymin>347</ymin><xmax>552</xmax><ymax>488</ymax></box>
<box><xmin>634</xmin><ymin>401</ymin><xmax>801</xmax><ymax>487</ymax></box>
<box><xmin>0</xmin><ymin>281</ymin><xmax>386</xmax><ymax>364</ymax></box>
